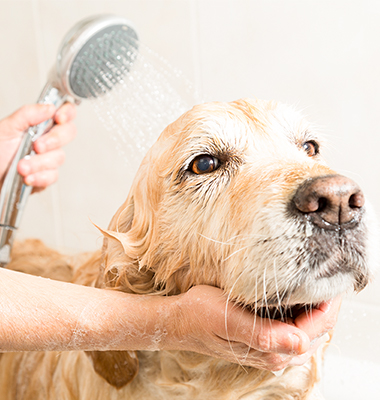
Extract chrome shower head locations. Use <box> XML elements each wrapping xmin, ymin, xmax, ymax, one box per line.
<box><xmin>0</xmin><ymin>14</ymin><xmax>139</xmax><ymax>266</ymax></box>
<box><xmin>54</xmin><ymin>14</ymin><xmax>138</xmax><ymax>100</ymax></box>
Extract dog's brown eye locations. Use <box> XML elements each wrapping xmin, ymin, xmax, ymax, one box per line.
<box><xmin>190</xmin><ymin>155</ymin><xmax>219</xmax><ymax>174</ymax></box>
<box><xmin>302</xmin><ymin>141</ymin><xmax>319</xmax><ymax>157</ymax></box>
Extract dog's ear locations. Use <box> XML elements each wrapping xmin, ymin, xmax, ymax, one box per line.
<box><xmin>86</xmin><ymin>350</ymin><xmax>139</xmax><ymax>388</ymax></box>
<box><xmin>96</xmin><ymin>159</ymin><xmax>163</xmax><ymax>294</ymax></box>
<box><xmin>86</xmin><ymin>163</ymin><xmax>162</xmax><ymax>388</ymax></box>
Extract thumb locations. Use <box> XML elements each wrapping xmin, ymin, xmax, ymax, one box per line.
<box><xmin>0</xmin><ymin>104</ymin><xmax>56</xmax><ymax>140</ymax></box>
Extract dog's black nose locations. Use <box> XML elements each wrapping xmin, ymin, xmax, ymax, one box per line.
<box><xmin>293</xmin><ymin>175</ymin><xmax>364</xmax><ymax>229</ymax></box>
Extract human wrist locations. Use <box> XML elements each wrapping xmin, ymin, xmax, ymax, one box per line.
<box><xmin>155</xmin><ymin>293</ymin><xmax>187</xmax><ymax>351</ymax></box>
<box><xmin>77</xmin><ymin>290</ymin><xmax>181</xmax><ymax>352</ymax></box>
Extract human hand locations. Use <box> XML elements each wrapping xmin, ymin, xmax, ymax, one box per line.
<box><xmin>164</xmin><ymin>286</ymin><xmax>340</xmax><ymax>371</ymax></box>
<box><xmin>0</xmin><ymin>103</ymin><xmax>76</xmax><ymax>192</ymax></box>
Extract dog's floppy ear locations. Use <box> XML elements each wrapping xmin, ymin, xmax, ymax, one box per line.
<box><xmin>84</xmin><ymin>194</ymin><xmax>144</xmax><ymax>389</ymax></box>
<box><xmin>84</xmin><ymin>199</ymin><xmax>143</xmax><ymax>388</ymax></box>
<box><xmin>86</xmin><ymin>351</ymin><xmax>139</xmax><ymax>388</ymax></box>
<box><xmin>86</xmin><ymin>161</ymin><xmax>162</xmax><ymax>388</ymax></box>
<box><xmin>96</xmin><ymin>158</ymin><xmax>162</xmax><ymax>294</ymax></box>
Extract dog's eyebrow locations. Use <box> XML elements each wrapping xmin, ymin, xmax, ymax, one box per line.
<box><xmin>287</xmin><ymin>129</ymin><xmax>321</xmax><ymax>147</ymax></box>
<box><xmin>183</xmin><ymin>137</ymin><xmax>244</xmax><ymax>166</ymax></box>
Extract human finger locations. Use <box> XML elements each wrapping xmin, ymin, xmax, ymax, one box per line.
<box><xmin>0</xmin><ymin>104</ymin><xmax>56</xmax><ymax>140</ymax></box>
<box><xmin>22</xmin><ymin>169</ymin><xmax>59</xmax><ymax>189</ymax></box>
<box><xmin>33</xmin><ymin>121</ymin><xmax>77</xmax><ymax>154</ymax></box>
<box><xmin>222</xmin><ymin>301</ymin><xmax>310</xmax><ymax>356</ymax></box>
<box><xmin>288</xmin><ymin>332</ymin><xmax>330</xmax><ymax>367</ymax></box>
<box><xmin>17</xmin><ymin>149</ymin><xmax>65</xmax><ymax>181</ymax></box>
<box><xmin>294</xmin><ymin>296</ymin><xmax>341</xmax><ymax>341</ymax></box>
<box><xmin>220</xmin><ymin>342</ymin><xmax>294</xmax><ymax>371</ymax></box>
<box><xmin>54</xmin><ymin>102</ymin><xmax>77</xmax><ymax>125</ymax></box>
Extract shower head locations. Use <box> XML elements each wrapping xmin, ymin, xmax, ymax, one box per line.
<box><xmin>0</xmin><ymin>14</ymin><xmax>139</xmax><ymax>266</ymax></box>
<box><xmin>54</xmin><ymin>14</ymin><xmax>138</xmax><ymax>100</ymax></box>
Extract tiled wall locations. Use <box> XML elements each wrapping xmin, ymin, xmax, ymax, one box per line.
<box><xmin>0</xmin><ymin>0</ymin><xmax>379</xmax><ymax>388</ymax></box>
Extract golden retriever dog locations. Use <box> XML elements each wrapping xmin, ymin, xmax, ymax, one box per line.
<box><xmin>0</xmin><ymin>98</ymin><xmax>377</xmax><ymax>399</ymax></box>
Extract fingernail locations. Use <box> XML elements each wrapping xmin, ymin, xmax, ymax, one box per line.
<box><xmin>289</xmin><ymin>333</ymin><xmax>301</xmax><ymax>355</ymax></box>
<box><xmin>18</xmin><ymin>159</ymin><xmax>31</xmax><ymax>175</ymax></box>
<box><xmin>310</xmin><ymin>332</ymin><xmax>330</xmax><ymax>347</ymax></box>
<box><xmin>25</xmin><ymin>175</ymin><xmax>35</xmax><ymax>186</ymax></box>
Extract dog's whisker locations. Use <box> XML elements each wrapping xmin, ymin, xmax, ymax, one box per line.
<box><xmin>261</xmin><ymin>261</ymin><xmax>272</xmax><ymax>327</ymax></box>
<box><xmin>305</xmin><ymin>302</ymin><xmax>317</xmax><ymax>334</ymax></box>
<box><xmin>242</xmin><ymin>274</ymin><xmax>260</xmax><ymax>364</ymax></box>
<box><xmin>198</xmin><ymin>235</ymin><xmax>231</xmax><ymax>246</ymax></box>
<box><xmin>272</xmin><ymin>261</ymin><xmax>285</xmax><ymax>321</ymax></box>
<box><xmin>198</xmin><ymin>233</ymin><xmax>249</xmax><ymax>246</ymax></box>
<box><xmin>225</xmin><ymin>271</ymin><xmax>247</xmax><ymax>369</ymax></box>
<box><xmin>224</xmin><ymin>265</ymin><xmax>265</xmax><ymax>373</ymax></box>
<box><xmin>222</xmin><ymin>245</ymin><xmax>253</xmax><ymax>262</ymax></box>
<box><xmin>224</xmin><ymin>233</ymin><xmax>306</xmax><ymax>263</ymax></box>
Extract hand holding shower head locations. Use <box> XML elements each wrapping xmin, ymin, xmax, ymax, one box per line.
<box><xmin>0</xmin><ymin>14</ymin><xmax>138</xmax><ymax>266</ymax></box>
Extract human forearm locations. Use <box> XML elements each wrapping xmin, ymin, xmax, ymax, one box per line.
<box><xmin>0</xmin><ymin>268</ymin><xmax>166</xmax><ymax>352</ymax></box>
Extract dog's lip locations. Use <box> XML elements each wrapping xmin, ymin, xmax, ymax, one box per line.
<box><xmin>253</xmin><ymin>299</ymin><xmax>333</xmax><ymax>322</ymax></box>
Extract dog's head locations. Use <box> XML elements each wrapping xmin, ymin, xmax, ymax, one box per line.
<box><xmin>99</xmin><ymin>98</ymin><xmax>377</xmax><ymax>312</ymax></box>
<box><xmin>89</xmin><ymin>98</ymin><xmax>378</xmax><ymax>388</ymax></box>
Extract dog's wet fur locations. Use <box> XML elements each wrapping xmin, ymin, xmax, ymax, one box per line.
<box><xmin>1</xmin><ymin>99</ymin><xmax>377</xmax><ymax>399</ymax></box>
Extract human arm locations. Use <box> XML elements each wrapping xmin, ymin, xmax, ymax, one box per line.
<box><xmin>0</xmin><ymin>271</ymin><xmax>338</xmax><ymax>372</ymax></box>
<box><xmin>0</xmin><ymin>103</ymin><xmax>76</xmax><ymax>191</ymax></box>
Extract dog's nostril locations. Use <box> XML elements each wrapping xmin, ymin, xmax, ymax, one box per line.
<box><xmin>293</xmin><ymin>175</ymin><xmax>364</xmax><ymax>229</ymax></box>
<box><xmin>349</xmin><ymin>191</ymin><xmax>365</xmax><ymax>209</ymax></box>
<box><xmin>317</xmin><ymin>197</ymin><xmax>328</xmax><ymax>213</ymax></box>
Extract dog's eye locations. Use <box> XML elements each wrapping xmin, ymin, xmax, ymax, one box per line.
<box><xmin>302</xmin><ymin>141</ymin><xmax>319</xmax><ymax>157</ymax></box>
<box><xmin>190</xmin><ymin>155</ymin><xmax>219</xmax><ymax>174</ymax></box>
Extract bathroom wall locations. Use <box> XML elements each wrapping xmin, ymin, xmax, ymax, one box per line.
<box><xmin>0</xmin><ymin>1</ymin><xmax>379</xmax><ymax>398</ymax></box>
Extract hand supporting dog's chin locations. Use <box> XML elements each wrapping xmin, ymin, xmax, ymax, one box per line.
<box><xmin>160</xmin><ymin>286</ymin><xmax>342</xmax><ymax>371</ymax></box>
<box><xmin>162</xmin><ymin>285</ymin><xmax>309</xmax><ymax>370</ymax></box>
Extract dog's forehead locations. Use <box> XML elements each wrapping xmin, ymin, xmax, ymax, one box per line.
<box><xmin>179</xmin><ymin>99</ymin><xmax>312</xmax><ymax>147</ymax></box>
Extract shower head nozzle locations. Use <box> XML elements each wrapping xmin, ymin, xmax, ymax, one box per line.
<box><xmin>55</xmin><ymin>14</ymin><xmax>139</xmax><ymax>100</ymax></box>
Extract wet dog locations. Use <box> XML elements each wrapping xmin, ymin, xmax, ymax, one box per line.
<box><xmin>1</xmin><ymin>99</ymin><xmax>377</xmax><ymax>399</ymax></box>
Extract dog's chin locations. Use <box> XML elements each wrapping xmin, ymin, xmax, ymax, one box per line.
<box><xmin>247</xmin><ymin>273</ymin><xmax>356</xmax><ymax>322</ymax></box>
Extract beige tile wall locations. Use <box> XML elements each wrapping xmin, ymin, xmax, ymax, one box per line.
<box><xmin>0</xmin><ymin>0</ymin><xmax>379</xmax><ymax>347</ymax></box>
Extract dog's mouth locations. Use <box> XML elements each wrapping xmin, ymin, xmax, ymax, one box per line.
<box><xmin>253</xmin><ymin>302</ymin><xmax>328</xmax><ymax>323</ymax></box>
